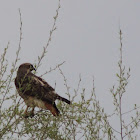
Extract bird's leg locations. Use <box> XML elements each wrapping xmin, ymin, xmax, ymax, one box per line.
<box><xmin>24</xmin><ymin>106</ymin><xmax>29</xmax><ymax>118</ymax></box>
<box><xmin>30</xmin><ymin>107</ymin><xmax>35</xmax><ymax>117</ymax></box>
<box><xmin>24</xmin><ymin>106</ymin><xmax>35</xmax><ymax>118</ymax></box>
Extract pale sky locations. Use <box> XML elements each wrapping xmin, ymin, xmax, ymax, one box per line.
<box><xmin>0</xmin><ymin>0</ymin><xmax>140</xmax><ymax>138</ymax></box>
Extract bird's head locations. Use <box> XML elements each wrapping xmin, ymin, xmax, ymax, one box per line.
<box><xmin>18</xmin><ymin>63</ymin><xmax>36</xmax><ymax>73</ymax></box>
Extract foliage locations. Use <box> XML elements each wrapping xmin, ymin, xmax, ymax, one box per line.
<box><xmin>0</xmin><ymin>1</ymin><xmax>140</xmax><ymax>140</ymax></box>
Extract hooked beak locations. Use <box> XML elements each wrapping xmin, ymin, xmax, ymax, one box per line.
<box><xmin>33</xmin><ymin>67</ymin><xmax>36</xmax><ymax>71</ymax></box>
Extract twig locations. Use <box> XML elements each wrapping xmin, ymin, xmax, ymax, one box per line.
<box><xmin>36</xmin><ymin>0</ymin><xmax>61</xmax><ymax>69</ymax></box>
<box><xmin>40</xmin><ymin>61</ymin><xmax>65</xmax><ymax>77</ymax></box>
<box><xmin>0</xmin><ymin>9</ymin><xmax>22</xmax><ymax>108</ymax></box>
<box><xmin>122</xmin><ymin>106</ymin><xmax>140</xmax><ymax>116</ymax></box>
<box><xmin>58</xmin><ymin>66</ymin><xmax>70</xmax><ymax>98</ymax></box>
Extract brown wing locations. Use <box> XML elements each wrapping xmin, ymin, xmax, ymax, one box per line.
<box><xmin>15</xmin><ymin>72</ymin><xmax>59</xmax><ymax>104</ymax></box>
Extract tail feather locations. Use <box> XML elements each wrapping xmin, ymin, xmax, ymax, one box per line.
<box><xmin>57</xmin><ymin>96</ymin><xmax>71</xmax><ymax>104</ymax></box>
<box><xmin>45</xmin><ymin>102</ymin><xmax>60</xmax><ymax>116</ymax></box>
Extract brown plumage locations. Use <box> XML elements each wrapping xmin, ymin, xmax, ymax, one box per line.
<box><xmin>15</xmin><ymin>63</ymin><xmax>71</xmax><ymax>117</ymax></box>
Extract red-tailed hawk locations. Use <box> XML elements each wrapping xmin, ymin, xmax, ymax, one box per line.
<box><xmin>15</xmin><ymin>63</ymin><xmax>71</xmax><ymax>117</ymax></box>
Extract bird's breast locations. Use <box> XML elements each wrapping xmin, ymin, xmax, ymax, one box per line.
<box><xmin>24</xmin><ymin>96</ymin><xmax>46</xmax><ymax>109</ymax></box>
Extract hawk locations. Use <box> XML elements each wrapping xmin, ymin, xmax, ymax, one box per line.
<box><xmin>15</xmin><ymin>63</ymin><xmax>71</xmax><ymax>117</ymax></box>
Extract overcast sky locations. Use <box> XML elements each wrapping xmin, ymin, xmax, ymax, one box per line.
<box><xmin>0</xmin><ymin>0</ymin><xmax>140</xmax><ymax>138</ymax></box>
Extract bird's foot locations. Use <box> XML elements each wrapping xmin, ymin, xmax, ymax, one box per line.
<box><xmin>24</xmin><ymin>113</ymin><xmax>30</xmax><ymax>118</ymax></box>
<box><xmin>24</xmin><ymin>112</ymin><xmax>34</xmax><ymax>118</ymax></box>
<box><xmin>29</xmin><ymin>112</ymin><xmax>35</xmax><ymax>118</ymax></box>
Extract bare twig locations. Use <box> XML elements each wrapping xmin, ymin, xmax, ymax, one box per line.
<box><xmin>0</xmin><ymin>9</ymin><xmax>22</xmax><ymax>108</ymax></box>
<box><xmin>118</xmin><ymin>29</ymin><xmax>123</xmax><ymax>140</ymax></box>
<box><xmin>36</xmin><ymin>0</ymin><xmax>61</xmax><ymax>69</ymax></box>
<box><xmin>122</xmin><ymin>106</ymin><xmax>140</xmax><ymax>116</ymax></box>
<box><xmin>40</xmin><ymin>61</ymin><xmax>65</xmax><ymax>77</ymax></box>
<box><xmin>58</xmin><ymin>66</ymin><xmax>70</xmax><ymax>99</ymax></box>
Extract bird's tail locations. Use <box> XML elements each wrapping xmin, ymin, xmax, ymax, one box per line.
<box><xmin>57</xmin><ymin>96</ymin><xmax>71</xmax><ymax>104</ymax></box>
<box><xmin>45</xmin><ymin>102</ymin><xmax>60</xmax><ymax>116</ymax></box>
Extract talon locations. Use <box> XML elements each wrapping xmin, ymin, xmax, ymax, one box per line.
<box><xmin>24</xmin><ymin>114</ymin><xmax>30</xmax><ymax>118</ymax></box>
<box><xmin>30</xmin><ymin>112</ymin><xmax>35</xmax><ymax>118</ymax></box>
<box><xmin>24</xmin><ymin>113</ymin><xmax>34</xmax><ymax>118</ymax></box>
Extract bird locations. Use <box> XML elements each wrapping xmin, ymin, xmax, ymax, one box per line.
<box><xmin>15</xmin><ymin>63</ymin><xmax>71</xmax><ymax>117</ymax></box>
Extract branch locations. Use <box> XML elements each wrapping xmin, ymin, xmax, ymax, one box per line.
<box><xmin>36</xmin><ymin>0</ymin><xmax>61</xmax><ymax>69</ymax></box>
